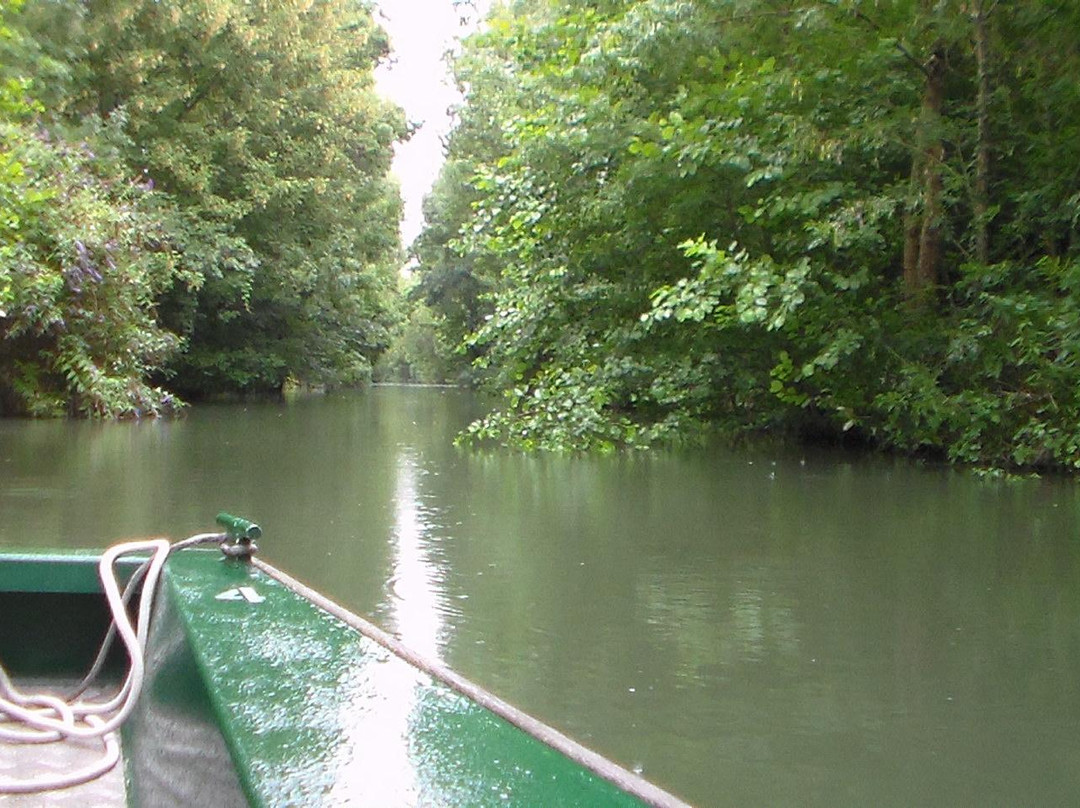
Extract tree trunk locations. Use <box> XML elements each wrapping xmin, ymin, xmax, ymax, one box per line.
<box><xmin>973</xmin><ymin>1</ymin><xmax>992</xmax><ymax>264</ymax></box>
<box><xmin>903</xmin><ymin>155</ymin><xmax>924</xmax><ymax>285</ymax></box>
<box><xmin>903</xmin><ymin>47</ymin><xmax>946</xmax><ymax>297</ymax></box>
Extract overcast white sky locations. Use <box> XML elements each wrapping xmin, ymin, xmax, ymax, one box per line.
<box><xmin>373</xmin><ymin>0</ymin><xmax>490</xmax><ymax>249</ymax></box>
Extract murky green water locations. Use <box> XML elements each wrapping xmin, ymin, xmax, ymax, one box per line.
<box><xmin>2</xmin><ymin>386</ymin><xmax>1080</xmax><ymax>806</ymax></box>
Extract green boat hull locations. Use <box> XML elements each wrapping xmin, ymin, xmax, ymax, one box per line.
<box><xmin>0</xmin><ymin>549</ymin><xmax>688</xmax><ymax>807</ymax></box>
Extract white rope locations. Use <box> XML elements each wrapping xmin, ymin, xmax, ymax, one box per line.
<box><xmin>64</xmin><ymin>532</ymin><xmax>227</xmax><ymax>703</ymax></box>
<box><xmin>0</xmin><ymin>538</ymin><xmax>172</xmax><ymax>794</ymax></box>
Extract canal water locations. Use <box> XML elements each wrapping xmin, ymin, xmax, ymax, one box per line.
<box><xmin>2</xmin><ymin>386</ymin><xmax>1080</xmax><ymax>806</ymax></box>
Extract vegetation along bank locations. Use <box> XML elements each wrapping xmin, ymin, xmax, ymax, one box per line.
<box><xmin>407</xmin><ymin>0</ymin><xmax>1080</xmax><ymax>470</ymax></box>
<box><xmin>3</xmin><ymin>0</ymin><xmax>1080</xmax><ymax>472</ymax></box>
<box><xmin>0</xmin><ymin>0</ymin><xmax>405</xmax><ymax>416</ymax></box>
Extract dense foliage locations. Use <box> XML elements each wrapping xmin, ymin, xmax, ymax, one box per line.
<box><xmin>0</xmin><ymin>0</ymin><xmax>404</xmax><ymax>414</ymax></box>
<box><xmin>1</xmin><ymin>0</ymin><xmax>181</xmax><ymax>416</ymax></box>
<box><xmin>413</xmin><ymin>0</ymin><xmax>1080</xmax><ymax>469</ymax></box>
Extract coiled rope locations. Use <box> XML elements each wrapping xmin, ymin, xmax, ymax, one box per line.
<box><xmin>0</xmin><ymin>532</ymin><xmax>229</xmax><ymax>795</ymax></box>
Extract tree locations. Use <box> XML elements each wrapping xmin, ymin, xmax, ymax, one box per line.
<box><xmin>1</xmin><ymin>0</ymin><xmax>187</xmax><ymax>417</ymax></box>
<box><xmin>66</xmin><ymin>0</ymin><xmax>408</xmax><ymax>396</ymax></box>
<box><xmin>417</xmin><ymin>0</ymin><xmax>1080</xmax><ymax>469</ymax></box>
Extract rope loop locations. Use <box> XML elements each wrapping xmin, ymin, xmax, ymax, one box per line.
<box><xmin>0</xmin><ymin>530</ymin><xmax>233</xmax><ymax>795</ymax></box>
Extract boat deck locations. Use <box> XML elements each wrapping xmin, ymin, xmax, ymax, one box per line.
<box><xmin>1</xmin><ymin>549</ymin><xmax>689</xmax><ymax>807</ymax></box>
<box><xmin>159</xmin><ymin>551</ymin><xmax>681</xmax><ymax>806</ymax></box>
<box><xmin>0</xmin><ymin>681</ymin><xmax>126</xmax><ymax>808</ymax></box>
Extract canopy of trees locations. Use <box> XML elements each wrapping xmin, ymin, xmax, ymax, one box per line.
<box><xmin>412</xmin><ymin>0</ymin><xmax>1080</xmax><ymax>470</ymax></box>
<box><xmin>0</xmin><ymin>0</ymin><xmax>404</xmax><ymax>416</ymax></box>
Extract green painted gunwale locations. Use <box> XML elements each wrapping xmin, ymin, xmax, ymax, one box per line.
<box><xmin>0</xmin><ymin>549</ymin><xmax>691</xmax><ymax>807</ymax></box>
<box><xmin>0</xmin><ymin>549</ymin><xmax>140</xmax><ymax>593</ymax></box>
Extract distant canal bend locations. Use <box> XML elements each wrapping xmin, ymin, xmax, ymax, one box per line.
<box><xmin>2</xmin><ymin>386</ymin><xmax>1080</xmax><ymax>806</ymax></box>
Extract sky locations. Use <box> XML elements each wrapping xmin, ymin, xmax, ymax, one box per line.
<box><xmin>373</xmin><ymin>0</ymin><xmax>490</xmax><ymax>249</ymax></box>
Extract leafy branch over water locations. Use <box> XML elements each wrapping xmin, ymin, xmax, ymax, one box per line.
<box><xmin>409</xmin><ymin>0</ymin><xmax>1080</xmax><ymax>471</ymax></box>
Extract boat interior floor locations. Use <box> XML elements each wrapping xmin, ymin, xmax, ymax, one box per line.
<box><xmin>0</xmin><ymin>678</ymin><xmax>127</xmax><ymax>808</ymax></box>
